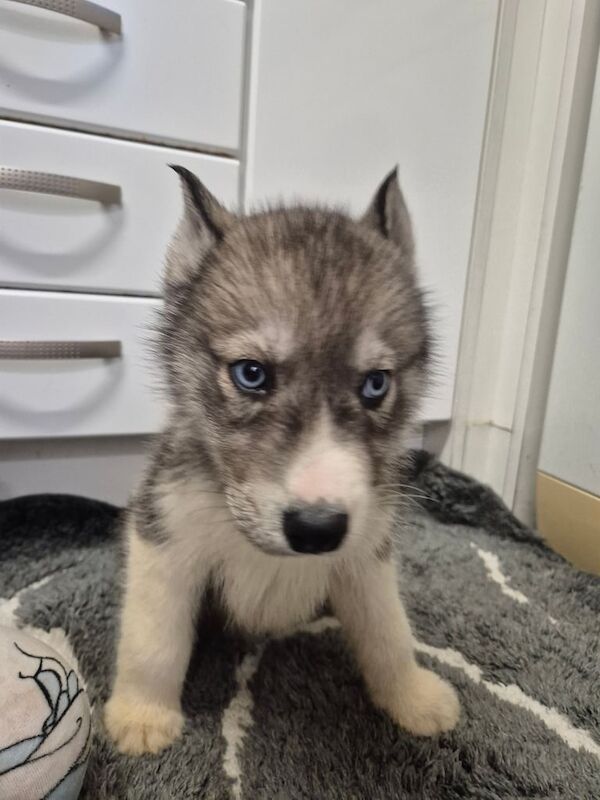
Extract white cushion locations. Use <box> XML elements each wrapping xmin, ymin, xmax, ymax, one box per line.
<box><xmin>0</xmin><ymin>626</ymin><xmax>90</xmax><ymax>800</ymax></box>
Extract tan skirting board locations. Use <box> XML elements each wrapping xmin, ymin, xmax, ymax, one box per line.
<box><xmin>537</xmin><ymin>471</ymin><xmax>600</xmax><ymax>575</ymax></box>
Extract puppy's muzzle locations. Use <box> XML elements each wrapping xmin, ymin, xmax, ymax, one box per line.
<box><xmin>283</xmin><ymin>505</ymin><xmax>348</xmax><ymax>554</ymax></box>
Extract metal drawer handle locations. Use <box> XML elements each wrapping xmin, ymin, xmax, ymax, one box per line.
<box><xmin>0</xmin><ymin>167</ymin><xmax>121</xmax><ymax>205</ymax></box>
<box><xmin>0</xmin><ymin>340</ymin><xmax>122</xmax><ymax>359</ymax></box>
<box><xmin>7</xmin><ymin>0</ymin><xmax>121</xmax><ymax>34</ymax></box>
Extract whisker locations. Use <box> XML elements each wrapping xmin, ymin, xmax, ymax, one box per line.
<box><xmin>376</xmin><ymin>485</ymin><xmax>433</xmax><ymax>502</ymax></box>
<box><xmin>377</xmin><ymin>481</ymin><xmax>431</xmax><ymax>493</ymax></box>
<box><xmin>376</xmin><ymin>492</ymin><xmax>429</xmax><ymax>504</ymax></box>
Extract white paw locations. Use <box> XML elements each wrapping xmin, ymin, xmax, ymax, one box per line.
<box><xmin>104</xmin><ymin>694</ymin><xmax>184</xmax><ymax>755</ymax></box>
<box><xmin>378</xmin><ymin>667</ymin><xmax>460</xmax><ymax>736</ymax></box>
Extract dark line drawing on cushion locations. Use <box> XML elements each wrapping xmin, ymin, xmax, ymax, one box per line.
<box><xmin>15</xmin><ymin>642</ymin><xmax>80</xmax><ymax>737</ymax></box>
<box><xmin>0</xmin><ymin>642</ymin><xmax>91</xmax><ymax>799</ymax></box>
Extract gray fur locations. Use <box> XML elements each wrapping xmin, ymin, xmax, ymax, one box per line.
<box><xmin>362</xmin><ymin>166</ymin><xmax>415</xmax><ymax>259</ymax></box>
<box><xmin>139</xmin><ymin>168</ymin><xmax>430</xmax><ymax>552</ymax></box>
<box><xmin>375</xmin><ymin>535</ymin><xmax>393</xmax><ymax>561</ymax></box>
<box><xmin>164</xmin><ymin>164</ymin><xmax>234</xmax><ymax>287</ymax></box>
<box><xmin>1</xmin><ymin>460</ymin><xmax>598</xmax><ymax>799</ymax></box>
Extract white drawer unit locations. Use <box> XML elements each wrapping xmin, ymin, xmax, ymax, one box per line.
<box><xmin>0</xmin><ymin>289</ymin><xmax>165</xmax><ymax>439</ymax></box>
<box><xmin>0</xmin><ymin>2</ymin><xmax>495</xmax><ymax>502</ymax></box>
<box><xmin>0</xmin><ymin>121</ymin><xmax>240</xmax><ymax>294</ymax></box>
<box><xmin>0</xmin><ymin>0</ymin><xmax>246</xmax><ymax>153</ymax></box>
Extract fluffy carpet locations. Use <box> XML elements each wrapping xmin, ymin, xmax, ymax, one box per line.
<box><xmin>0</xmin><ymin>452</ymin><xmax>598</xmax><ymax>799</ymax></box>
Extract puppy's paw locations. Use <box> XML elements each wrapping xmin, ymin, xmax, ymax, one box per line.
<box><xmin>379</xmin><ymin>667</ymin><xmax>460</xmax><ymax>736</ymax></box>
<box><xmin>104</xmin><ymin>694</ymin><xmax>184</xmax><ymax>755</ymax></box>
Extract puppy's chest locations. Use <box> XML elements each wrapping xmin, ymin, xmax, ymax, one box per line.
<box><xmin>215</xmin><ymin>551</ymin><xmax>331</xmax><ymax>635</ymax></box>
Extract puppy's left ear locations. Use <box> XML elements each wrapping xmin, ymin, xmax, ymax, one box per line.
<box><xmin>170</xmin><ymin>165</ymin><xmax>233</xmax><ymax>241</ymax></box>
<box><xmin>165</xmin><ymin>165</ymin><xmax>235</xmax><ymax>288</ymax></box>
<box><xmin>362</xmin><ymin>167</ymin><xmax>414</xmax><ymax>259</ymax></box>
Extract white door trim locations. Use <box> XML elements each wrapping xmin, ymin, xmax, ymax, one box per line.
<box><xmin>445</xmin><ymin>0</ymin><xmax>600</xmax><ymax>525</ymax></box>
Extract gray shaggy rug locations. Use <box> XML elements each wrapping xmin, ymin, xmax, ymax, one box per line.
<box><xmin>0</xmin><ymin>452</ymin><xmax>599</xmax><ymax>799</ymax></box>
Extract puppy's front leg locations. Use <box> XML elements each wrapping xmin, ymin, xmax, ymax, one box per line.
<box><xmin>331</xmin><ymin>559</ymin><xmax>459</xmax><ymax>736</ymax></box>
<box><xmin>105</xmin><ymin>518</ymin><xmax>204</xmax><ymax>755</ymax></box>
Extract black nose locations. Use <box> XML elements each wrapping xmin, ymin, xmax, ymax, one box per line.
<box><xmin>283</xmin><ymin>506</ymin><xmax>348</xmax><ymax>554</ymax></box>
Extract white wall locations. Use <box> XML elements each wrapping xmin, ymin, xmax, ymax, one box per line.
<box><xmin>0</xmin><ymin>436</ymin><xmax>151</xmax><ymax>506</ymax></box>
<box><xmin>245</xmin><ymin>0</ymin><xmax>498</xmax><ymax>421</ymax></box>
<box><xmin>539</xmin><ymin>51</ymin><xmax>600</xmax><ymax>497</ymax></box>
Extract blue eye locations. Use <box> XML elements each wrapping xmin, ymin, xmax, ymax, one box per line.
<box><xmin>230</xmin><ymin>360</ymin><xmax>271</xmax><ymax>393</ymax></box>
<box><xmin>360</xmin><ymin>370</ymin><xmax>391</xmax><ymax>407</ymax></box>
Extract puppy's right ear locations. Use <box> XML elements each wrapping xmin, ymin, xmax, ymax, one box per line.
<box><xmin>165</xmin><ymin>165</ymin><xmax>234</xmax><ymax>287</ymax></box>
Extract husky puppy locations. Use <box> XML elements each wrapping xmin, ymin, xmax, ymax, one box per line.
<box><xmin>105</xmin><ymin>167</ymin><xmax>460</xmax><ymax>755</ymax></box>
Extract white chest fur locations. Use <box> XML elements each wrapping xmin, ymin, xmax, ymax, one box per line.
<box><xmin>158</xmin><ymin>476</ymin><xmax>334</xmax><ymax>635</ymax></box>
<box><xmin>215</xmin><ymin>542</ymin><xmax>333</xmax><ymax>634</ymax></box>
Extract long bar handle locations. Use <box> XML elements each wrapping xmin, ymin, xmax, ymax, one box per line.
<box><xmin>0</xmin><ymin>340</ymin><xmax>122</xmax><ymax>359</ymax></box>
<box><xmin>0</xmin><ymin>167</ymin><xmax>121</xmax><ymax>205</ymax></box>
<box><xmin>7</xmin><ymin>0</ymin><xmax>121</xmax><ymax>34</ymax></box>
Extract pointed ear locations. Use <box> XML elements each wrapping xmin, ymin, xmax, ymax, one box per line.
<box><xmin>362</xmin><ymin>167</ymin><xmax>414</xmax><ymax>259</ymax></box>
<box><xmin>164</xmin><ymin>165</ymin><xmax>234</xmax><ymax>287</ymax></box>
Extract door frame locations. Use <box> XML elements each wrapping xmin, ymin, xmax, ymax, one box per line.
<box><xmin>445</xmin><ymin>0</ymin><xmax>600</xmax><ymax>525</ymax></box>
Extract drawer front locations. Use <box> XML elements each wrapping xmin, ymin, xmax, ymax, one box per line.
<box><xmin>0</xmin><ymin>290</ymin><xmax>165</xmax><ymax>439</ymax></box>
<box><xmin>0</xmin><ymin>121</ymin><xmax>239</xmax><ymax>294</ymax></box>
<box><xmin>0</xmin><ymin>0</ymin><xmax>245</xmax><ymax>152</ymax></box>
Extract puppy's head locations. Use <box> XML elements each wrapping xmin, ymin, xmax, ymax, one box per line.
<box><xmin>160</xmin><ymin>167</ymin><xmax>430</xmax><ymax>557</ymax></box>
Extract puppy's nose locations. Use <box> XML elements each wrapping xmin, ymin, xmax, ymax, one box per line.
<box><xmin>283</xmin><ymin>505</ymin><xmax>348</xmax><ymax>554</ymax></box>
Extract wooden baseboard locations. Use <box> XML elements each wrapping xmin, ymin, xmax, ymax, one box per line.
<box><xmin>537</xmin><ymin>471</ymin><xmax>600</xmax><ymax>575</ymax></box>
